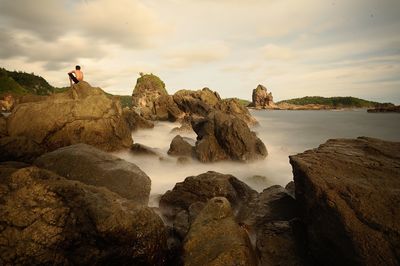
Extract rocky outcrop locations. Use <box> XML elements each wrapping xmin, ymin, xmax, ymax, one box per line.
<box><xmin>153</xmin><ymin>95</ymin><xmax>185</xmax><ymax>121</ymax></box>
<box><xmin>215</xmin><ymin>98</ymin><xmax>258</xmax><ymax>126</ymax></box>
<box><xmin>0</xmin><ymin>136</ymin><xmax>46</xmax><ymax>163</ymax></box>
<box><xmin>7</xmin><ymin>81</ymin><xmax>132</xmax><ymax>152</ymax></box>
<box><xmin>131</xmin><ymin>143</ymin><xmax>162</xmax><ymax>157</ymax></box>
<box><xmin>290</xmin><ymin>137</ymin><xmax>400</xmax><ymax>266</ymax></box>
<box><xmin>122</xmin><ymin>108</ymin><xmax>154</xmax><ymax>131</ymax></box>
<box><xmin>250</xmin><ymin>84</ymin><xmax>275</xmax><ymax>109</ymax></box>
<box><xmin>34</xmin><ymin>143</ymin><xmax>151</xmax><ymax>205</ymax></box>
<box><xmin>367</xmin><ymin>105</ymin><xmax>400</xmax><ymax>113</ymax></box>
<box><xmin>192</xmin><ymin>111</ymin><xmax>267</xmax><ymax>162</ymax></box>
<box><xmin>0</xmin><ymin>166</ymin><xmax>167</xmax><ymax>265</ymax></box>
<box><xmin>168</xmin><ymin>135</ymin><xmax>194</xmax><ymax>157</ymax></box>
<box><xmin>173</xmin><ymin>88</ymin><xmax>221</xmax><ymax>117</ymax></box>
<box><xmin>183</xmin><ymin>197</ymin><xmax>256</xmax><ymax>266</ymax></box>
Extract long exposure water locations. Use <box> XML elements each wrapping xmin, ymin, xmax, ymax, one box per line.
<box><xmin>114</xmin><ymin>110</ymin><xmax>400</xmax><ymax>206</ymax></box>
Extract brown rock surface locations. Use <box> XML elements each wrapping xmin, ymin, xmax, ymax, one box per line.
<box><xmin>122</xmin><ymin>108</ymin><xmax>154</xmax><ymax>131</ymax></box>
<box><xmin>290</xmin><ymin>137</ymin><xmax>400</xmax><ymax>266</ymax></box>
<box><xmin>0</xmin><ymin>136</ymin><xmax>46</xmax><ymax>163</ymax></box>
<box><xmin>173</xmin><ymin>88</ymin><xmax>221</xmax><ymax>117</ymax></box>
<box><xmin>250</xmin><ymin>84</ymin><xmax>275</xmax><ymax>109</ymax></box>
<box><xmin>7</xmin><ymin>81</ymin><xmax>132</xmax><ymax>152</ymax></box>
<box><xmin>34</xmin><ymin>143</ymin><xmax>151</xmax><ymax>205</ymax></box>
<box><xmin>0</xmin><ymin>113</ymin><xmax>7</xmax><ymax>137</ymax></box>
<box><xmin>192</xmin><ymin>111</ymin><xmax>267</xmax><ymax>162</ymax></box>
<box><xmin>215</xmin><ymin>98</ymin><xmax>258</xmax><ymax>126</ymax></box>
<box><xmin>0</xmin><ymin>166</ymin><xmax>167</xmax><ymax>265</ymax></box>
<box><xmin>183</xmin><ymin>197</ymin><xmax>256</xmax><ymax>266</ymax></box>
<box><xmin>168</xmin><ymin>135</ymin><xmax>194</xmax><ymax>157</ymax></box>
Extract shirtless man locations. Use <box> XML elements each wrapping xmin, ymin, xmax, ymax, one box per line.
<box><xmin>68</xmin><ymin>65</ymin><xmax>84</xmax><ymax>85</ymax></box>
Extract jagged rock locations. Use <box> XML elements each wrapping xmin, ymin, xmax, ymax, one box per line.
<box><xmin>168</xmin><ymin>135</ymin><xmax>194</xmax><ymax>157</ymax></box>
<box><xmin>7</xmin><ymin>81</ymin><xmax>132</xmax><ymax>152</ymax></box>
<box><xmin>250</xmin><ymin>84</ymin><xmax>275</xmax><ymax>109</ymax></box>
<box><xmin>173</xmin><ymin>88</ymin><xmax>221</xmax><ymax>117</ymax></box>
<box><xmin>215</xmin><ymin>98</ymin><xmax>258</xmax><ymax>126</ymax></box>
<box><xmin>0</xmin><ymin>113</ymin><xmax>7</xmax><ymax>137</ymax></box>
<box><xmin>290</xmin><ymin>137</ymin><xmax>400</xmax><ymax>266</ymax></box>
<box><xmin>183</xmin><ymin>197</ymin><xmax>256</xmax><ymax>266</ymax></box>
<box><xmin>192</xmin><ymin>111</ymin><xmax>267</xmax><ymax>162</ymax></box>
<box><xmin>34</xmin><ymin>143</ymin><xmax>151</xmax><ymax>205</ymax></box>
<box><xmin>159</xmin><ymin>171</ymin><xmax>258</xmax><ymax>222</ymax></box>
<box><xmin>0</xmin><ymin>136</ymin><xmax>46</xmax><ymax>163</ymax></box>
<box><xmin>122</xmin><ymin>108</ymin><xmax>154</xmax><ymax>131</ymax></box>
<box><xmin>0</xmin><ymin>166</ymin><xmax>167</xmax><ymax>265</ymax></box>
<box><xmin>170</xmin><ymin>115</ymin><xmax>194</xmax><ymax>133</ymax></box>
<box><xmin>153</xmin><ymin>95</ymin><xmax>185</xmax><ymax>122</ymax></box>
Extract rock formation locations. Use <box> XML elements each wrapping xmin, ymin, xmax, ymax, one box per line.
<box><xmin>0</xmin><ymin>166</ymin><xmax>166</xmax><ymax>265</ymax></box>
<box><xmin>7</xmin><ymin>81</ymin><xmax>132</xmax><ymax>152</ymax></box>
<box><xmin>122</xmin><ymin>107</ymin><xmax>154</xmax><ymax>131</ymax></box>
<box><xmin>183</xmin><ymin>197</ymin><xmax>257</xmax><ymax>266</ymax></box>
<box><xmin>168</xmin><ymin>135</ymin><xmax>194</xmax><ymax>157</ymax></box>
<box><xmin>250</xmin><ymin>84</ymin><xmax>275</xmax><ymax>109</ymax></box>
<box><xmin>192</xmin><ymin>111</ymin><xmax>267</xmax><ymax>162</ymax></box>
<box><xmin>34</xmin><ymin>144</ymin><xmax>151</xmax><ymax>205</ymax></box>
<box><xmin>0</xmin><ymin>136</ymin><xmax>45</xmax><ymax>163</ymax></box>
<box><xmin>290</xmin><ymin>137</ymin><xmax>400</xmax><ymax>266</ymax></box>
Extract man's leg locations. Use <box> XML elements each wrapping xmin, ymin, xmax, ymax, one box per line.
<box><xmin>68</xmin><ymin>73</ymin><xmax>79</xmax><ymax>84</ymax></box>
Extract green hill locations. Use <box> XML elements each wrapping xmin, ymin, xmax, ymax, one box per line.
<box><xmin>278</xmin><ymin>96</ymin><xmax>392</xmax><ymax>108</ymax></box>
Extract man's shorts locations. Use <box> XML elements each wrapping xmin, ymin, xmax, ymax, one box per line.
<box><xmin>68</xmin><ymin>73</ymin><xmax>79</xmax><ymax>84</ymax></box>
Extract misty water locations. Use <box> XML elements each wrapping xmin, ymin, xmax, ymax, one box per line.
<box><xmin>114</xmin><ymin>110</ymin><xmax>400</xmax><ymax>206</ymax></box>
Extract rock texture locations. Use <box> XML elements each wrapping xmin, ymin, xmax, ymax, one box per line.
<box><xmin>173</xmin><ymin>88</ymin><xmax>221</xmax><ymax>117</ymax></box>
<box><xmin>7</xmin><ymin>81</ymin><xmax>132</xmax><ymax>152</ymax></box>
<box><xmin>192</xmin><ymin>111</ymin><xmax>267</xmax><ymax>162</ymax></box>
<box><xmin>290</xmin><ymin>137</ymin><xmax>400</xmax><ymax>266</ymax></box>
<box><xmin>0</xmin><ymin>136</ymin><xmax>45</xmax><ymax>163</ymax></box>
<box><xmin>183</xmin><ymin>197</ymin><xmax>256</xmax><ymax>266</ymax></box>
<box><xmin>122</xmin><ymin>108</ymin><xmax>154</xmax><ymax>131</ymax></box>
<box><xmin>250</xmin><ymin>84</ymin><xmax>275</xmax><ymax>109</ymax></box>
<box><xmin>168</xmin><ymin>135</ymin><xmax>194</xmax><ymax>157</ymax></box>
<box><xmin>0</xmin><ymin>113</ymin><xmax>7</xmax><ymax>137</ymax></box>
<box><xmin>0</xmin><ymin>166</ymin><xmax>166</xmax><ymax>265</ymax></box>
<box><xmin>34</xmin><ymin>143</ymin><xmax>151</xmax><ymax>205</ymax></box>
<box><xmin>215</xmin><ymin>98</ymin><xmax>258</xmax><ymax>126</ymax></box>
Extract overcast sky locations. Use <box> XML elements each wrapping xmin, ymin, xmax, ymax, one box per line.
<box><xmin>0</xmin><ymin>0</ymin><xmax>399</xmax><ymax>103</ymax></box>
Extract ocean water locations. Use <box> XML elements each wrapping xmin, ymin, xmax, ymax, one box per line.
<box><xmin>114</xmin><ymin>110</ymin><xmax>400</xmax><ymax>205</ymax></box>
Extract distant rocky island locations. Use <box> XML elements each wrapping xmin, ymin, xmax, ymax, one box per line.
<box><xmin>1</xmin><ymin>69</ymin><xmax>399</xmax><ymax>265</ymax></box>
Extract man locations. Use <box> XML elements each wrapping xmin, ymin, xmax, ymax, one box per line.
<box><xmin>68</xmin><ymin>65</ymin><xmax>84</xmax><ymax>85</ymax></box>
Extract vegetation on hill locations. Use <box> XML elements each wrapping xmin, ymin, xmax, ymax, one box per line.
<box><xmin>278</xmin><ymin>96</ymin><xmax>392</xmax><ymax>108</ymax></box>
<box><xmin>0</xmin><ymin>68</ymin><xmax>29</xmax><ymax>95</ymax></box>
<box><xmin>225</xmin><ymin>98</ymin><xmax>251</xmax><ymax>107</ymax></box>
<box><xmin>133</xmin><ymin>73</ymin><xmax>168</xmax><ymax>95</ymax></box>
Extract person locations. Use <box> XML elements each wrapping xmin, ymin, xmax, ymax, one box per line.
<box><xmin>68</xmin><ymin>65</ymin><xmax>84</xmax><ymax>85</ymax></box>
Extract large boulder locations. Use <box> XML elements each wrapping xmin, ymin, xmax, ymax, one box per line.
<box><xmin>192</xmin><ymin>111</ymin><xmax>267</xmax><ymax>162</ymax></box>
<box><xmin>0</xmin><ymin>166</ymin><xmax>167</xmax><ymax>265</ymax></box>
<box><xmin>250</xmin><ymin>84</ymin><xmax>275</xmax><ymax>109</ymax></box>
<box><xmin>215</xmin><ymin>98</ymin><xmax>258</xmax><ymax>126</ymax></box>
<box><xmin>122</xmin><ymin>108</ymin><xmax>154</xmax><ymax>131</ymax></box>
<box><xmin>0</xmin><ymin>136</ymin><xmax>45</xmax><ymax>163</ymax></box>
<box><xmin>7</xmin><ymin>81</ymin><xmax>132</xmax><ymax>152</ymax></box>
<box><xmin>183</xmin><ymin>197</ymin><xmax>256</xmax><ymax>266</ymax></box>
<box><xmin>34</xmin><ymin>143</ymin><xmax>151</xmax><ymax>205</ymax></box>
<box><xmin>173</xmin><ymin>88</ymin><xmax>221</xmax><ymax>117</ymax></box>
<box><xmin>168</xmin><ymin>135</ymin><xmax>194</xmax><ymax>157</ymax></box>
<box><xmin>290</xmin><ymin>137</ymin><xmax>400</xmax><ymax>266</ymax></box>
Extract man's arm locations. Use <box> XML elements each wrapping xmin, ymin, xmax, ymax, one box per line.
<box><xmin>68</xmin><ymin>70</ymin><xmax>76</xmax><ymax>74</ymax></box>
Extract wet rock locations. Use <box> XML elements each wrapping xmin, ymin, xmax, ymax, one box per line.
<box><xmin>290</xmin><ymin>137</ymin><xmax>400</xmax><ymax>266</ymax></box>
<box><xmin>192</xmin><ymin>111</ymin><xmax>267</xmax><ymax>162</ymax></box>
<box><xmin>0</xmin><ymin>166</ymin><xmax>167</xmax><ymax>265</ymax></box>
<box><xmin>122</xmin><ymin>108</ymin><xmax>154</xmax><ymax>131</ymax></box>
<box><xmin>285</xmin><ymin>181</ymin><xmax>295</xmax><ymax>198</ymax></box>
<box><xmin>0</xmin><ymin>136</ymin><xmax>46</xmax><ymax>163</ymax></box>
<box><xmin>7</xmin><ymin>81</ymin><xmax>132</xmax><ymax>152</ymax></box>
<box><xmin>34</xmin><ymin>143</ymin><xmax>151</xmax><ymax>205</ymax></box>
<box><xmin>183</xmin><ymin>197</ymin><xmax>256</xmax><ymax>266</ymax></box>
<box><xmin>168</xmin><ymin>135</ymin><xmax>194</xmax><ymax>157</ymax></box>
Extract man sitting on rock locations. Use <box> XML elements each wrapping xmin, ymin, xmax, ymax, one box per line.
<box><xmin>68</xmin><ymin>65</ymin><xmax>84</xmax><ymax>85</ymax></box>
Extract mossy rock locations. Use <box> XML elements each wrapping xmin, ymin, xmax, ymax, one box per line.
<box><xmin>133</xmin><ymin>74</ymin><xmax>168</xmax><ymax>95</ymax></box>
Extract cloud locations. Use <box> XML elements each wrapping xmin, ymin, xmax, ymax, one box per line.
<box><xmin>262</xmin><ymin>44</ymin><xmax>297</xmax><ymax>61</ymax></box>
<box><xmin>163</xmin><ymin>42</ymin><xmax>230</xmax><ymax>68</ymax></box>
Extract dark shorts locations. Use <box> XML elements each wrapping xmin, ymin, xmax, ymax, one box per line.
<box><xmin>68</xmin><ymin>73</ymin><xmax>79</xmax><ymax>84</ymax></box>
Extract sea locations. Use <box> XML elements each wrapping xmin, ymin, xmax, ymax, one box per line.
<box><xmin>112</xmin><ymin>109</ymin><xmax>400</xmax><ymax>206</ymax></box>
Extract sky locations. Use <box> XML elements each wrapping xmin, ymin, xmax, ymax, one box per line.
<box><xmin>0</xmin><ymin>0</ymin><xmax>399</xmax><ymax>103</ymax></box>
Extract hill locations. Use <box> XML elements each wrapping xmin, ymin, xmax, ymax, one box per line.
<box><xmin>277</xmin><ymin>96</ymin><xmax>392</xmax><ymax>108</ymax></box>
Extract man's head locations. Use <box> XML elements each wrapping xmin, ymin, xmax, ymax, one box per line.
<box><xmin>75</xmin><ymin>65</ymin><xmax>81</xmax><ymax>70</ymax></box>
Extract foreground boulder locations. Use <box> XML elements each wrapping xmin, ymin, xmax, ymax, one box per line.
<box><xmin>290</xmin><ymin>137</ymin><xmax>400</xmax><ymax>266</ymax></box>
<box><xmin>183</xmin><ymin>197</ymin><xmax>256</xmax><ymax>266</ymax></box>
<box><xmin>192</xmin><ymin>111</ymin><xmax>267</xmax><ymax>162</ymax></box>
<box><xmin>168</xmin><ymin>135</ymin><xmax>194</xmax><ymax>157</ymax></box>
<box><xmin>0</xmin><ymin>136</ymin><xmax>45</xmax><ymax>163</ymax></box>
<box><xmin>215</xmin><ymin>98</ymin><xmax>258</xmax><ymax>125</ymax></box>
<box><xmin>0</xmin><ymin>166</ymin><xmax>167</xmax><ymax>265</ymax></box>
<box><xmin>35</xmin><ymin>143</ymin><xmax>151</xmax><ymax>205</ymax></box>
<box><xmin>7</xmin><ymin>81</ymin><xmax>132</xmax><ymax>152</ymax></box>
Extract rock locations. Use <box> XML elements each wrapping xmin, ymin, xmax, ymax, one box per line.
<box><xmin>168</xmin><ymin>135</ymin><xmax>194</xmax><ymax>157</ymax></box>
<box><xmin>153</xmin><ymin>95</ymin><xmax>185</xmax><ymax>122</ymax></box>
<box><xmin>0</xmin><ymin>136</ymin><xmax>46</xmax><ymax>163</ymax></box>
<box><xmin>249</xmin><ymin>84</ymin><xmax>275</xmax><ymax>109</ymax></box>
<box><xmin>170</xmin><ymin>115</ymin><xmax>194</xmax><ymax>134</ymax></box>
<box><xmin>173</xmin><ymin>88</ymin><xmax>221</xmax><ymax>117</ymax></box>
<box><xmin>289</xmin><ymin>137</ymin><xmax>400</xmax><ymax>266</ymax></box>
<box><xmin>122</xmin><ymin>108</ymin><xmax>154</xmax><ymax>131</ymax></box>
<box><xmin>0</xmin><ymin>166</ymin><xmax>167</xmax><ymax>265</ymax></box>
<box><xmin>285</xmin><ymin>181</ymin><xmax>296</xmax><ymax>198</ymax></box>
<box><xmin>0</xmin><ymin>113</ymin><xmax>7</xmax><ymax>137</ymax></box>
<box><xmin>215</xmin><ymin>98</ymin><xmax>258</xmax><ymax>126</ymax></box>
<box><xmin>192</xmin><ymin>111</ymin><xmax>267</xmax><ymax>162</ymax></box>
<box><xmin>7</xmin><ymin>81</ymin><xmax>132</xmax><ymax>152</ymax></box>
<box><xmin>244</xmin><ymin>175</ymin><xmax>273</xmax><ymax>191</ymax></box>
<box><xmin>0</xmin><ymin>161</ymin><xmax>30</xmax><ymax>180</ymax></box>
<box><xmin>367</xmin><ymin>105</ymin><xmax>400</xmax><ymax>113</ymax></box>
<box><xmin>159</xmin><ymin>171</ymin><xmax>258</xmax><ymax>222</ymax></box>
<box><xmin>183</xmin><ymin>197</ymin><xmax>256</xmax><ymax>266</ymax></box>
<box><xmin>34</xmin><ymin>143</ymin><xmax>151</xmax><ymax>205</ymax></box>
<box><xmin>131</xmin><ymin>143</ymin><xmax>162</xmax><ymax>157</ymax></box>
